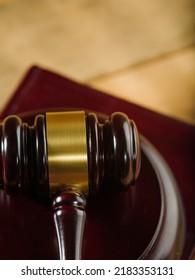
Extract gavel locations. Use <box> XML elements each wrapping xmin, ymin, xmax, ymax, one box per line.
<box><xmin>0</xmin><ymin>110</ymin><xmax>141</xmax><ymax>259</ymax></box>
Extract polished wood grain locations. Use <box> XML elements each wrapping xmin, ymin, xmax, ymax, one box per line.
<box><xmin>0</xmin><ymin>114</ymin><xmax>49</xmax><ymax>197</ymax></box>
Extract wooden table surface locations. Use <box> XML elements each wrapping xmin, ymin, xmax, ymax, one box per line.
<box><xmin>0</xmin><ymin>0</ymin><xmax>194</xmax><ymax>124</ymax></box>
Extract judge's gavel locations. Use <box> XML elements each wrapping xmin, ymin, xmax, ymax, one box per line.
<box><xmin>0</xmin><ymin>111</ymin><xmax>141</xmax><ymax>259</ymax></box>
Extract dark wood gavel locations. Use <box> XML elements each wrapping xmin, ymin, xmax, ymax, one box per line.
<box><xmin>0</xmin><ymin>111</ymin><xmax>141</xmax><ymax>259</ymax></box>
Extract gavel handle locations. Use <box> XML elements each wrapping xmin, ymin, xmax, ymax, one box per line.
<box><xmin>52</xmin><ymin>188</ymin><xmax>86</xmax><ymax>260</ymax></box>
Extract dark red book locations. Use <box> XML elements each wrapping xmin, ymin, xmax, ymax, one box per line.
<box><xmin>0</xmin><ymin>66</ymin><xmax>194</xmax><ymax>259</ymax></box>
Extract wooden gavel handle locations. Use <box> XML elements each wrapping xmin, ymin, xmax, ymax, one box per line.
<box><xmin>52</xmin><ymin>188</ymin><xmax>86</xmax><ymax>260</ymax></box>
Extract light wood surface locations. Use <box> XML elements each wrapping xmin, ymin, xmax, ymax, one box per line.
<box><xmin>0</xmin><ymin>0</ymin><xmax>194</xmax><ymax>124</ymax></box>
<box><xmin>89</xmin><ymin>47</ymin><xmax>195</xmax><ymax>124</ymax></box>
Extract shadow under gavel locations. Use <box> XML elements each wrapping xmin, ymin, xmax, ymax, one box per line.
<box><xmin>0</xmin><ymin>111</ymin><xmax>141</xmax><ymax>260</ymax></box>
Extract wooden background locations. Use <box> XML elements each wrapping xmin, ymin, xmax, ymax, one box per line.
<box><xmin>0</xmin><ymin>0</ymin><xmax>194</xmax><ymax>124</ymax></box>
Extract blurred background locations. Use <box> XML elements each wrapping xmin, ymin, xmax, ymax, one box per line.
<box><xmin>0</xmin><ymin>0</ymin><xmax>194</xmax><ymax>124</ymax></box>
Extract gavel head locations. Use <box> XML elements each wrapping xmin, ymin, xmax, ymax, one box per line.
<box><xmin>0</xmin><ymin>111</ymin><xmax>141</xmax><ymax>198</ymax></box>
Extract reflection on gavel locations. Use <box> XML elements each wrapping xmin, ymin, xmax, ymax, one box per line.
<box><xmin>0</xmin><ymin>111</ymin><xmax>141</xmax><ymax>259</ymax></box>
